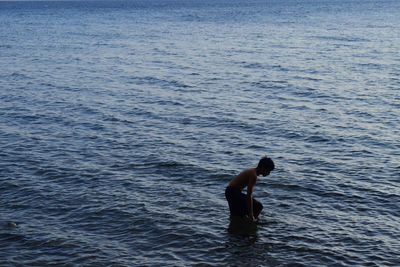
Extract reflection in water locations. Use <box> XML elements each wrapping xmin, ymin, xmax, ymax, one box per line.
<box><xmin>227</xmin><ymin>216</ymin><xmax>258</xmax><ymax>237</ymax></box>
<box><xmin>225</xmin><ymin>217</ymin><xmax>283</xmax><ymax>266</ymax></box>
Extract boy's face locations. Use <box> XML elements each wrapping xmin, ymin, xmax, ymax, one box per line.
<box><xmin>261</xmin><ymin>168</ymin><xmax>271</xmax><ymax>177</ymax></box>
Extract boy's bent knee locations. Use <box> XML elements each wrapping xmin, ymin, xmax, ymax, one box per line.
<box><xmin>254</xmin><ymin>200</ymin><xmax>263</xmax><ymax>212</ymax></box>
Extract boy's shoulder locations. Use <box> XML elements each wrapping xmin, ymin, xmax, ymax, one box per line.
<box><xmin>243</xmin><ymin>168</ymin><xmax>257</xmax><ymax>176</ymax></box>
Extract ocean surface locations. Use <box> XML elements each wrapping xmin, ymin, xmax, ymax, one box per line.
<box><xmin>1</xmin><ymin>0</ymin><xmax>400</xmax><ymax>266</ymax></box>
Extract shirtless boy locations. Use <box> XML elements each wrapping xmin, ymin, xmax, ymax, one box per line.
<box><xmin>225</xmin><ymin>157</ymin><xmax>275</xmax><ymax>221</ymax></box>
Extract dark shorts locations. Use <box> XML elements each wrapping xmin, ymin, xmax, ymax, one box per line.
<box><xmin>225</xmin><ymin>186</ymin><xmax>263</xmax><ymax>217</ymax></box>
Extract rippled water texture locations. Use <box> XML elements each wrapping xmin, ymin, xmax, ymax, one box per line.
<box><xmin>1</xmin><ymin>0</ymin><xmax>400</xmax><ymax>266</ymax></box>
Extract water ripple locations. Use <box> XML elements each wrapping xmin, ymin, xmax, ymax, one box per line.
<box><xmin>1</xmin><ymin>0</ymin><xmax>400</xmax><ymax>266</ymax></box>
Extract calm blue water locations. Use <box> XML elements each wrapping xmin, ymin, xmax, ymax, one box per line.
<box><xmin>1</xmin><ymin>0</ymin><xmax>400</xmax><ymax>266</ymax></box>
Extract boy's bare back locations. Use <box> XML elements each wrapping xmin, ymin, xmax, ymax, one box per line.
<box><xmin>228</xmin><ymin>168</ymin><xmax>258</xmax><ymax>191</ymax></box>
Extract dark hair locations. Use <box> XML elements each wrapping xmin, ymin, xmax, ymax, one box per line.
<box><xmin>257</xmin><ymin>156</ymin><xmax>274</xmax><ymax>171</ymax></box>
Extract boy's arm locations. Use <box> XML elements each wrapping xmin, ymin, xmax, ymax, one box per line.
<box><xmin>246</xmin><ymin>175</ymin><xmax>257</xmax><ymax>221</ymax></box>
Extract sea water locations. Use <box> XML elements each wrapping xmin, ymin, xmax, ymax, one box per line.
<box><xmin>1</xmin><ymin>0</ymin><xmax>399</xmax><ymax>266</ymax></box>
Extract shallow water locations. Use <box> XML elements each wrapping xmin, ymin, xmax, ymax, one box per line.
<box><xmin>1</xmin><ymin>0</ymin><xmax>400</xmax><ymax>266</ymax></box>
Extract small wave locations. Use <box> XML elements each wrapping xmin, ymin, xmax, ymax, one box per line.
<box><xmin>129</xmin><ymin>76</ymin><xmax>193</xmax><ymax>89</ymax></box>
<box><xmin>252</xmin><ymin>80</ymin><xmax>288</xmax><ymax>89</ymax></box>
<box><xmin>243</xmin><ymin>62</ymin><xmax>264</xmax><ymax>69</ymax></box>
<box><xmin>312</xmin><ymin>35</ymin><xmax>369</xmax><ymax>43</ymax></box>
<box><xmin>304</xmin><ymin>134</ymin><xmax>331</xmax><ymax>143</ymax></box>
<box><xmin>0</xmin><ymin>232</ymin><xmax>25</xmax><ymax>243</ymax></box>
<box><xmin>10</xmin><ymin>72</ymin><xmax>31</xmax><ymax>80</ymax></box>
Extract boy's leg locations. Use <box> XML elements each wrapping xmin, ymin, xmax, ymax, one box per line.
<box><xmin>225</xmin><ymin>187</ymin><xmax>247</xmax><ymax>217</ymax></box>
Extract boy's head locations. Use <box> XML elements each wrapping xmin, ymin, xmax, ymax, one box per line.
<box><xmin>257</xmin><ymin>156</ymin><xmax>274</xmax><ymax>176</ymax></box>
